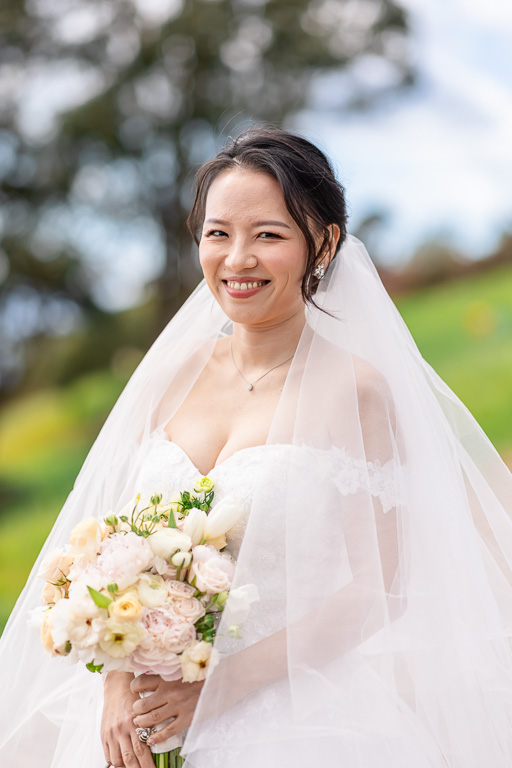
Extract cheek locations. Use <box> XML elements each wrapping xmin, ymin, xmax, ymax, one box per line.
<box><xmin>198</xmin><ymin>246</ymin><xmax>219</xmax><ymax>279</ymax></box>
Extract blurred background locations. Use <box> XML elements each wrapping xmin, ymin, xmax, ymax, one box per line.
<box><xmin>1</xmin><ymin>0</ymin><xmax>511</xmax><ymax>632</ymax></box>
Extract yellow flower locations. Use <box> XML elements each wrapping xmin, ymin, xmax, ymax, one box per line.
<box><xmin>108</xmin><ymin>594</ymin><xmax>143</xmax><ymax>621</ymax></box>
<box><xmin>181</xmin><ymin>640</ymin><xmax>219</xmax><ymax>682</ymax></box>
<box><xmin>99</xmin><ymin>618</ymin><xmax>145</xmax><ymax>657</ymax></box>
<box><xmin>193</xmin><ymin>476</ymin><xmax>214</xmax><ymax>494</ymax></box>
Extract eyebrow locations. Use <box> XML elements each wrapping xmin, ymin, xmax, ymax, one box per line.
<box><xmin>204</xmin><ymin>218</ymin><xmax>291</xmax><ymax>229</ymax></box>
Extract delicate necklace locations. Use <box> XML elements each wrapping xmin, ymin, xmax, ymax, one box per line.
<box><xmin>230</xmin><ymin>340</ymin><xmax>295</xmax><ymax>392</ymax></box>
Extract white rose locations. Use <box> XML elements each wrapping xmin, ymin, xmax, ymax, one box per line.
<box><xmin>149</xmin><ymin>529</ymin><xmax>192</xmax><ymax>560</ymax></box>
<box><xmin>204</xmin><ymin>496</ymin><xmax>243</xmax><ymax>540</ymax></box>
<box><xmin>136</xmin><ymin>573</ymin><xmax>168</xmax><ymax>608</ymax></box>
<box><xmin>182</xmin><ymin>508</ymin><xmax>207</xmax><ymax>546</ymax></box>
<box><xmin>38</xmin><ymin>547</ymin><xmax>74</xmax><ymax>582</ymax></box>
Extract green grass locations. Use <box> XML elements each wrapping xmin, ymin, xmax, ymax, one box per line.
<box><xmin>396</xmin><ymin>264</ymin><xmax>512</xmax><ymax>455</ymax></box>
<box><xmin>0</xmin><ymin>369</ymin><xmax>125</xmax><ymax>633</ymax></box>
<box><xmin>1</xmin><ymin>263</ymin><xmax>512</xmax><ymax>633</ymax></box>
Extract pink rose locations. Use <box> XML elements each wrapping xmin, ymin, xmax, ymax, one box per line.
<box><xmin>173</xmin><ymin>597</ymin><xmax>205</xmax><ymax>623</ymax></box>
<box><xmin>131</xmin><ymin>648</ymin><xmax>182</xmax><ymax>681</ymax></box>
<box><xmin>166</xmin><ymin>581</ymin><xmax>196</xmax><ymax>599</ymax></box>
<box><xmin>189</xmin><ymin>545</ymin><xmax>235</xmax><ymax>594</ymax></box>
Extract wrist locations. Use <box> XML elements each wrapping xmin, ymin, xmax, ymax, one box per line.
<box><xmin>104</xmin><ymin>670</ymin><xmax>134</xmax><ymax>692</ymax></box>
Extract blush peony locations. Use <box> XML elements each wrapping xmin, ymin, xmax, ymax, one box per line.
<box><xmin>96</xmin><ymin>532</ymin><xmax>153</xmax><ymax>590</ymax></box>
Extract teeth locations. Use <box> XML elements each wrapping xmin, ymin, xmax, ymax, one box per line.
<box><xmin>226</xmin><ymin>281</ymin><xmax>266</xmax><ymax>290</ymax></box>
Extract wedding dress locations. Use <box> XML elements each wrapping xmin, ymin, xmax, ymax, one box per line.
<box><xmin>139</xmin><ymin>430</ymin><xmax>443</xmax><ymax>768</ymax></box>
<box><xmin>2</xmin><ymin>235</ymin><xmax>512</xmax><ymax>767</ymax></box>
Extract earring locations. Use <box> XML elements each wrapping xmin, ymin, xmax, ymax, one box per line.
<box><xmin>314</xmin><ymin>263</ymin><xmax>326</xmax><ymax>279</ymax></box>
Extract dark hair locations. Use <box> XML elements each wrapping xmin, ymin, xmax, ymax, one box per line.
<box><xmin>187</xmin><ymin>126</ymin><xmax>348</xmax><ymax>306</ymax></box>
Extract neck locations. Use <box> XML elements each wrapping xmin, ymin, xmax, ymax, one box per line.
<box><xmin>231</xmin><ymin>307</ymin><xmax>306</xmax><ymax>373</ymax></box>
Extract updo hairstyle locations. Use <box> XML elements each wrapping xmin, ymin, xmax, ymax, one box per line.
<box><xmin>187</xmin><ymin>126</ymin><xmax>349</xmax><ymax>305</ymax></box>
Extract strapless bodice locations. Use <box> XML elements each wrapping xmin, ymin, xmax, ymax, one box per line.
<box><xmin>135</xmin><ymin>427</ymin><xmax>400</xmax><ymax>561</ymax></box>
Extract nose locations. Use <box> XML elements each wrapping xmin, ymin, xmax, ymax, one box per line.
<box><xmin>224</xmin><ymin>235</ymin><xmax>258</xmax><ymax>272</ymax></box>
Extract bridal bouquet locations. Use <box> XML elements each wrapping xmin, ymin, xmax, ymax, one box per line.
<box><xmin>31</xmin><ymin>477</ymin><xmax>259</xmax><ymax>768</ymax></box>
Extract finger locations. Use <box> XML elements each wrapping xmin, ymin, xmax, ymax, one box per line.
<box><xmin>130</xmin><ymin>675</ymin><xmax>160</xmax><ymax>694</ymax></box>
<box><xmin>148</xmin><ymin>717</ymin><xmax>182</xmax><ymax>746</ymax></box>
<box><xmin>102</xmin><ymin>738</ymin><xmax>112</xmax><ymax>767</ymax></box>
<box><xmin>134</xmin><ymin>703</ymin><xmax>176</xmax><ymax>729</ymax></box>
<box><xmin>108</xmin><ymin>733</ymin><xmax>127</xmax><ymax>768</ymax></box>
<box><xmin>116</xmin><ymin>732</ymin><xmax>146</xmax><ymax>768</ymax></box>
<box><xmin>130</xmin><ymin>729</ymin><xmax>156</xmax><ymax>768</ymax></box>
<box><xmin>133</xmin><ymin>691</ymin><xmax>164</xmax><ymax>716</ymax></box>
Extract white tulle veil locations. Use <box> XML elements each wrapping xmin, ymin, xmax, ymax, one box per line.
<box><xmin>2</xmin><ymin>234</ymin><xmax>512</xmax><ymax>767</ymax></box>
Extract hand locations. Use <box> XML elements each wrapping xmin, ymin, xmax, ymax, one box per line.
<box><xmin>131</xmin><ymin>675</ymin><xmax>205</xmax><ymax>747</ymax></box>
<box><xmin>102</xmin><ymin>671</ymin><xmax>155</xmax><ymax>768</ymax></box>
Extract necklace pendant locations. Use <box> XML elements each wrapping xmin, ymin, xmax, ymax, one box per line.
<box><xmin>247</xmin><ymin>383</ymin><xmax>254</xmax><ymax>391</ymax></box>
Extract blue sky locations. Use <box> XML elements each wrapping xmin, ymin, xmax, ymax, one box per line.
<box><xmin>296</xmin><ymin>0</ymin><xmax>512</xmax><ymax>264</ymax></box>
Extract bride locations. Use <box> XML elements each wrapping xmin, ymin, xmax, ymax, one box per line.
<box><xmin>2</xmin><ymin>126</ymin><xmax>512</xmax><ymax>768</ymax></box>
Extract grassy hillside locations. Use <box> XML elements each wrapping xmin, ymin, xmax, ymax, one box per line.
<box><xmin>1</xmin><ymin>262</ymin><xmax>511</xmax><ymax>632</ymax></box>
<box><xmin>397</xmin><ymin>263</ymin><xmax>512</xmax><ymax>458</ymax></box>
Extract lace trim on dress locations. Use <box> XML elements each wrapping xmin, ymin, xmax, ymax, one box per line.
<box><xmin>305</xmin><ymin>444</ymin><xmax>402</xmax><ymax>514</ymax></box>
<box><xmin>331</xmin><ymin>446</ymin><xmax>402</xmax><ymax>513</ymax></box>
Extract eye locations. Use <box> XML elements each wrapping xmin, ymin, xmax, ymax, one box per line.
<box><xmin>259</xmin><ymin>231</ymin><xmax>282</xmax><ymax>239</ymax></box>
<box><xmin>204</xmin><ymin>229</ymin><xmax>227</xmax><ymax>238</ymax></box>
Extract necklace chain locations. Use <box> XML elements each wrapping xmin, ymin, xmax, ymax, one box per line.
<box><xmin>230</xmin><ymin>341</ymin><xmax>295</xmax><ymax>392</ymax></box>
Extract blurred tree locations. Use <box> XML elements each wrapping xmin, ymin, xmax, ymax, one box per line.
<box><xmin>0</xmin><ymin>0</ymin><xmax>413</xmax><ymax>394</ymax></box>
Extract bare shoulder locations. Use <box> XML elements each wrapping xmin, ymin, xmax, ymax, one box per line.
<box><xmin>352</xmin><ymin>354</ymin><xmax>392</xmax><ymax>405</ymax></box>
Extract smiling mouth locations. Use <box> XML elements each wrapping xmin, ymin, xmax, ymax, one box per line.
<box><xmin>223</xmin><ymin>280</ymin><xmax>270</xmax><ymax>291</ymax></box>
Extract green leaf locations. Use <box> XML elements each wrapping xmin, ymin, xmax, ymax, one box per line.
<box><xmin>87</xmin><ymin>585</ymin><xmax>112</xmax><ymax>609</ymax></box>
<box><xmin>168</xmin><ymin>508</ymin><xmax>177</xmax><ymax>529</ymax></box>
<box><xmin>86</xmin><ymin>661</ymin><xmax>104</xmax><ymax>674</ymax></box>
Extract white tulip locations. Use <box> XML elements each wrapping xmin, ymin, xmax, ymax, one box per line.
<box><xmin>182</xmin><ymin>508</ymin><xmax>207</xmax><ymax>546</ymax></box>
<box><xmin>149</xmin><ymin>529</ymin><xmax>192</xmax><ymax>560</ymax></box>
<box><xmin>171</xmin><ymin>551</ymin><xmax>192</xmax><ymax>568</ymax></box>
<box><xmin>204</xmin><ymin>496</ymin><xmax>243</xmax><ymax>540</ymax></box>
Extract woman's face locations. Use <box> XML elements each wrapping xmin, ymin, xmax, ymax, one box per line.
<box><xmin>199</xmin><ymin>168</ymin><xmax>309</xmax><ymax>327</ymax></box>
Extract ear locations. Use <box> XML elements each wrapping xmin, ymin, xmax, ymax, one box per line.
<box><xmin>315</xmin><ymin>224</ymin><xmax>341</xmax><ymax>271</ymax></box>
<box><xmin>326</xmin><ymin>224</ymin><xmax>341</xmax><ymax>263</ymax></box>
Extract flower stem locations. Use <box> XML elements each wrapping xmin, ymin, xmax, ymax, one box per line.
<box><xmin>152</xmin><ymin>748</ymin><xmax>183</xmax><ymax>768</ymax></box>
